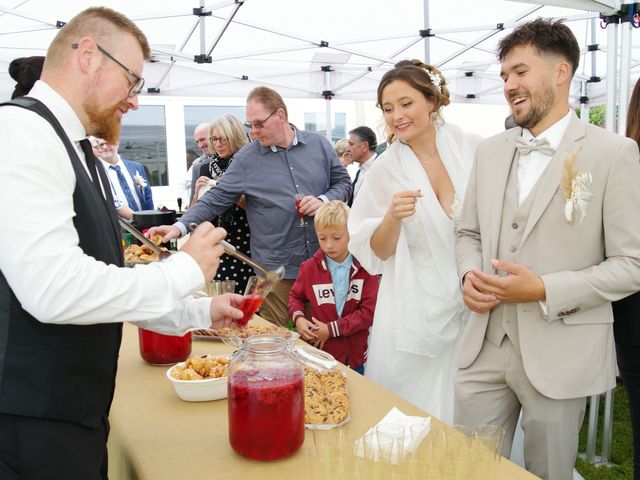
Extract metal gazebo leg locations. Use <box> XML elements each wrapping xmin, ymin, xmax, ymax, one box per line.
<box><xmin>601</xmin><ymin>388</ymin><xmax>615</xmax><ymax>464</ymax></box>
<box><xmin>585</xmin><ymin>394</ymin><xmax>600</xmax><ymax>463</ymax></box>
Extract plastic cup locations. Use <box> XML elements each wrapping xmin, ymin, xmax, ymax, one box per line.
<box><xmin>205</xmin><ymin>279</ymin><xmax>222</xmax><ymax>297</ymax></box>
<box><xmin>474</xmin><ymin>424</ymin><xmax>505</xmax><ymax>479</ymax></box>
<box><xmin>445</xmin><ymin>425</ymin><xmax>476</xmax><ymax>480</ymax></box>
<box><xmin>375</xmin><ymin>422</ymin><xmax>405</xmax><ymax>462</ymax></box>
<box><xmin>221</xmin><ymin>279</ymin><xmax>237</xmax><ymax>294</ymax></box>
<box><xmin>238</xmin><ymin>276</ymin><xmax>273</xmax><ymax>326</ymax></box>
<box><xmin>295</xmin><ymin>193</ymin><xmax>305</xmax><ymax>227</ymax></box>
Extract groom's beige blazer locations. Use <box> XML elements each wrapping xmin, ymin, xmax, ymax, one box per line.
<box><xmin>455</xmin><ymin>112</ymin><xmax>640</xmax><ymax>400</ymax></box>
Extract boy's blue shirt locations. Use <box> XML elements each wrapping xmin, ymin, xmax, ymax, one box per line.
<box><xmin>325</xmin><ymin>253</ymin><xmax>353</xmax><ymax>316</ymax></box>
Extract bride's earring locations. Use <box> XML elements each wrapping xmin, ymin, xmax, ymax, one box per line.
<box><xmin>430</xmin><ymin>111</ymin><xmax>438</xmax><ymax>122</ymax></box>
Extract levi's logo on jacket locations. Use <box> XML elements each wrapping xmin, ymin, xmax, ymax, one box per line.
<box><xmin>346</xmin><ymin>279</ymin><xmax>364</xmax><ymax>302</ymax></box>
<box><xmin>312</xmin><ymin>280</ymin><xmax>364</xmax><ymax>305</ymax></box>
<box><xmin>313</xmin><ymin>284</ymin><xmax>335</xmax><ymax>305</ymax></box>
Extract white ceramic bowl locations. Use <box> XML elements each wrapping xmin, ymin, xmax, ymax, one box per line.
<box><xmin>166</xmin><ymin>361</ymin><xmax>228</xmax><ymax>402</ymax></box>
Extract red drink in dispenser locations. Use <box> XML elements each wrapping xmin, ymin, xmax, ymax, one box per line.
<box><xmin>228</xmin><ymin>369</ymin><xmax>304</xmax><ymax>460</ymax></box>
<box><xmin>227</xmin><ymin>335</ymin><xmax>305</xmax><ymax>461</ymax></box>
<box><xmin>138</xmin><ymin>328</ymin><xmax>192</xmax><ymax>365</ymax></box>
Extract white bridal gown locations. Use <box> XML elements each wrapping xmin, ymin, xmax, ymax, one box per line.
<box><xmin>348</xmin><ymin>123</ymin><xmax>480</xmax><ymax>424</ymax></box>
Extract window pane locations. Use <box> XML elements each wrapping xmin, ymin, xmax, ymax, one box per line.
<box><xmin>303</xmin><ymin>112</ymin><xmax>346</xmax><ymax>142</ymax></box>
<box><xmin>120</xmin><ymin>105</ymin><xmax>167</xmax><ymax>186</ymax></box>
<box><xmin>184</xmin><ymin>106</ymin><xmax>245</xmax><ymax>155</ymax></box>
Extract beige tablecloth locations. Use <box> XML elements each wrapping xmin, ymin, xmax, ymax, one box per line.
<box><xmin>107</xmin><ymin>321</ymin><xmax>538</xmax><ymax>479</ymax></box>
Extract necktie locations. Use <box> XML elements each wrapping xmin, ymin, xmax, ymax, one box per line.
<box><xmin>514</xmin><ymin>137</ymin><xmax>555</xmax><ymax>156</ymax></box>
<box><xmin>348</xmin><ymin>168</ymin><xmax>361</xmax><ymax>207</ymax></box>
<box><xmin>111</xmin><ymin>164</ymin><xmax>140</xmax><ymax>211</ymax></box>
<box><xmin>79</xmin><ymin>139</ymin><xmax>103</xmax><ymax>189</ymax></box>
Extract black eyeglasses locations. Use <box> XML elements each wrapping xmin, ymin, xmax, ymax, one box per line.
<box><xmin>72</xmin><ymin>43</ymin><xmax>145</xmax><ymax>97</ymax></box>
<box><xmin>244</xmin><ymin>110</ymin><xmax>278</xmax><ymax>130</ymax></box>
<box><xmin>209</xmin><ymin>136</ymin><xmax>227</xmax><ymax>145</ymax></box>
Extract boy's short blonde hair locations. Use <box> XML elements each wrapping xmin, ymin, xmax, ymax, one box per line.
<box><xmin>314</xmin><ymin>200</ymin><xmax>350</xmax><ymax>230</ymax></box>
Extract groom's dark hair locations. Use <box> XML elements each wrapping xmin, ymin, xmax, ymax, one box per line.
<box><xmin>498</xmin><ymin>18</ymin><xmax>580</xmax><ymax>77</ymax></box>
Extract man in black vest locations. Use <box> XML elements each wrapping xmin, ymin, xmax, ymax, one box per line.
<box><xmin>0</xmin><ymin>7</ymin><xmax>243</xmax><ymax>480</ymax></box>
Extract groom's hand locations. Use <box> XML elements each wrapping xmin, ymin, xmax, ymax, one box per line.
<box><xmin>471</xmin><ymin>259</ymin><xmax>546</xmax><ymax>303</ymax></box>
<box><xmin>462</xmin><ymin>271</ymin><xmax>500</xmax><ymax>313</ymax></box>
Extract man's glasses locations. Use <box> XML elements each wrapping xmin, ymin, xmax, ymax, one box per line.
<box><xmin>209</xmin><ymin>136</ymin><xmax>227</xmax><ymax>145</ymax></box>
<box><xmin>244</xmin><ymin>110</ymin><xmax>278</xmax><ymax>130</ymax></box>
<box><xmin>72</xmin><ymin>42</ymin><xmax>145</xmax><ymax>97</ymax></box>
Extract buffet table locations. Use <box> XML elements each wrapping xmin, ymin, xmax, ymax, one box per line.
<box><xmin>107</xmin><ymin>322</ymin><xmax>538</xmax><ymax>480</ymax></box>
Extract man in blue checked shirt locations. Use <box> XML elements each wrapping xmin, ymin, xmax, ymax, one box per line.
<box><xmin>150</xmin><ymin>86</ymin><xmax>352</xmax><ymax>327</ymax></box>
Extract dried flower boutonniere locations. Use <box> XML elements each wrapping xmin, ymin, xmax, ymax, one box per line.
<box><xmin>561</xmin><ymin>147</ymin><xmax>593</xmax><ymax>224</ymax></box>
<box><xmin>133</xmin><ymin>172</ymin><xmax>147</xmax><ymax>190</ymax></box>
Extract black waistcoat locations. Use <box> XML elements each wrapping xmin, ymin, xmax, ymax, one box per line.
<box><xmin>0</xmin><ymin>97</ymin><xmax>124</xmax><ymax>428</ymax></box>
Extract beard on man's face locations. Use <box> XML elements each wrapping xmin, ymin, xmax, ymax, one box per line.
<box><xmin>513</xmin><ymin>82</ymin><xmax>555</xmax><ymax>130</ymax></box>
<box><xmin>84</xmin><ymin>95</ymin><xmax>125</xmax><ymax>144</ymax></box>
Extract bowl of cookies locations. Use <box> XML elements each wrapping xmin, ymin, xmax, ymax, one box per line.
<box><xmin>166</xmin><ymin>354</ymin><xmax>229</xmax><ymax>402</ymax></box>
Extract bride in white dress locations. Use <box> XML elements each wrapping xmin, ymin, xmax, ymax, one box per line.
<box><xmin>348</xmin><ymin>60</ymin><xmax>480</xmax><ymax>424</ymax></box>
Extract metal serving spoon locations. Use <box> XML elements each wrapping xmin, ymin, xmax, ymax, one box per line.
<box><xmin>188</xmin><ymin>223</ymin><xmax>285</xmax><ymax>287</ymax></box>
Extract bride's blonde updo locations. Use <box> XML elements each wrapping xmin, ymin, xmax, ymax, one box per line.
<box><xmin>376</xmin><ymin>59</ymin><xmax>451</xmax><ymax>116</ymax></box>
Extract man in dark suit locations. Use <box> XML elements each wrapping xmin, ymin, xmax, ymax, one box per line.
<box><xmin>98</xmin><ymin>139</ymin><xmax>154</xmax><ymax>210</ymax></box>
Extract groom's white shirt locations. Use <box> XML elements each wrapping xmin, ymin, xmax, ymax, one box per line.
<box><xmin>517</xmin><ymin>110</ymin><xmax>571</xmax><ymax>205</ymax></box>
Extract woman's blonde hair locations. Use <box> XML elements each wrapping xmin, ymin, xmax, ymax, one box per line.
<box><xmin>208</xmin><ymin>114</ymin><xmax>249</xmax><ymax>157</ymax></box>
<box><xmin>314</xmin><ymin>200</ymin><xmax>350</xmax><ymax>231</ymax></box>
<box><xmin>334</xmin><ymin>138</ymin><xmax>349</xmax><ymax>157</ymax></box>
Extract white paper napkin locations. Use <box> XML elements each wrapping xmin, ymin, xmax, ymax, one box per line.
<box><xmin>354</xmin><ymin>407</ymin><xmax>431</xmax><ymax>463</ymax></box>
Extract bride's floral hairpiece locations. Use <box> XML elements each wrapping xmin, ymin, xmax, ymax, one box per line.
<box><xmin>427</xmin><ymin>70</ymin><xmax>442</xmax><ymax>93</ymax></box>
<box><xmin>561</xmin><ymin>147</ymin><xmax>592</xmax><ymax>224</ymax></box>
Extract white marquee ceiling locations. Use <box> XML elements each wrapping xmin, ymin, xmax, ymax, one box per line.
<box><xmin>0</xmin><ymin>0</ymin><xmax>638</xmax><ymax>106</ymax></box>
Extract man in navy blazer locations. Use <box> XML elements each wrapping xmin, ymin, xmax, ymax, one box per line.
<box><xmin>97</xmin><ymin>139</ymin><xmax>154</xmax><ymax>211</ymax></box>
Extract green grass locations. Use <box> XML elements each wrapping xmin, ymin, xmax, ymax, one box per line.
<box><xmin>576</xmin><ymin>384</ymin><xmax>634</xmax><ymax>480</ymax></box>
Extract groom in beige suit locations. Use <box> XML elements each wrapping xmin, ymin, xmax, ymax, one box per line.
<box><xmin>455</xmin><ymin>19</ymin><xmax>640</xmax><ymax>480</ymax></box>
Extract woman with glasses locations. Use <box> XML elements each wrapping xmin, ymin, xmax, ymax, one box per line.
<box><xmin>192</xmin><ymin>114</ymin><xmax>251</xmax><ymax>294</ymax></box>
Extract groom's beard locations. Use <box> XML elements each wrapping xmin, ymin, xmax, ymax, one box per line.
<box><xmin>513</xmin><ymin>81</ymin><xmax>555</xmax><ymax>131</ymax></box>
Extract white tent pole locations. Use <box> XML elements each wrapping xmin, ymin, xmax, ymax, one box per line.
<box><xmin>333</xmin><ymin>36</ymin><xmax>423</xmax><ymax>93</ymax></box>
<box><xmin>206</xmin><ymin>0</ymin><xmax>244</xmax><ymax>57</ymax></box>
<box><xmin>199</xmin><ymin>0</ymin><xmax>207</xmax><ymax>56</ymax></box>
<box><xmin>436</xmin><ymin>5</ymin><xmax>543</xmax><ymax>68</ymax></box>
<box><xmin>0</xmin><ymin>5</ymin><xmax>57</xmax><ymax>26</ymax></box>
<box><xmin>152</xmin><ymin>19</ymin><xmax>201</xmax><ymax>90</ymax></box>
<box><xmin>590</xmin><ymin>18</ymin><xmax>598</xmax><ymax>82</ymax></box>
<box><xmin>618</xmin><ymin>18</ymin><xmax>632</xmax><ymax>135</ymax></box>
<box><xmin>580</xmin><ymin>81</ymin><xmax>590</xmax><ymax>123</ymax></box>
<box><xmin>605</xmin><ymin>22</ymin><xmax>618</xmax><ymax>133</ymax></box>
<box><xmin>423</xmin><ymin>0</ymin><xmax>430</xmax><ymax>63</ymax></box>
<box><xmin>325</xmin><ymin>69</ymin><xmax>332</xmax><ymax>141</ymax></box>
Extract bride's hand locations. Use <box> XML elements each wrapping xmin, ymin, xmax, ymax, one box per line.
<box><xmin>388</xmin><ymin>189</ymin><xmax>422</xmax><ymax>221</ymax></box>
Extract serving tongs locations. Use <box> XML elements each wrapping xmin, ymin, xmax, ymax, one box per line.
<box><xmin>119</xmin><ymin>218</ymin><xmax>171</xmax><ymax>260</ymax></box>
<box><xmin>187</xmin><ymin>223</ymin><xmax>285</xmax><ymax>290</ymax></box>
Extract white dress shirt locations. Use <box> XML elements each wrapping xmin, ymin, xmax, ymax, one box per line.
<box><xmin>353</xmin><ymin>152</ymin><xmax>377</xmax><ymax>198</ymax></box>
<box><xmin>101</xmin><ymin>155</ymin><xmax>142</xmax><ymax>210</ymax></box>
<box><xmin>0</xmin><ymin>81</ymin><xmax>211</xmax><ymax>334</ymax></box>
<box><xmin>517</xmin><ymin>110</ymin><xmax>572</xmax><ymax>205</ymax></box>
<box><xmin>345</xmin><ymin>163</ymin><xmax>359</xmax><ymax>182</ymax></box>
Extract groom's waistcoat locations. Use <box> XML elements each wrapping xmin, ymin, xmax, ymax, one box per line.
<box><xmin>486</xmin><ymin>151</ymin><xmax>547</xmax><ymax>352</ymax></box>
